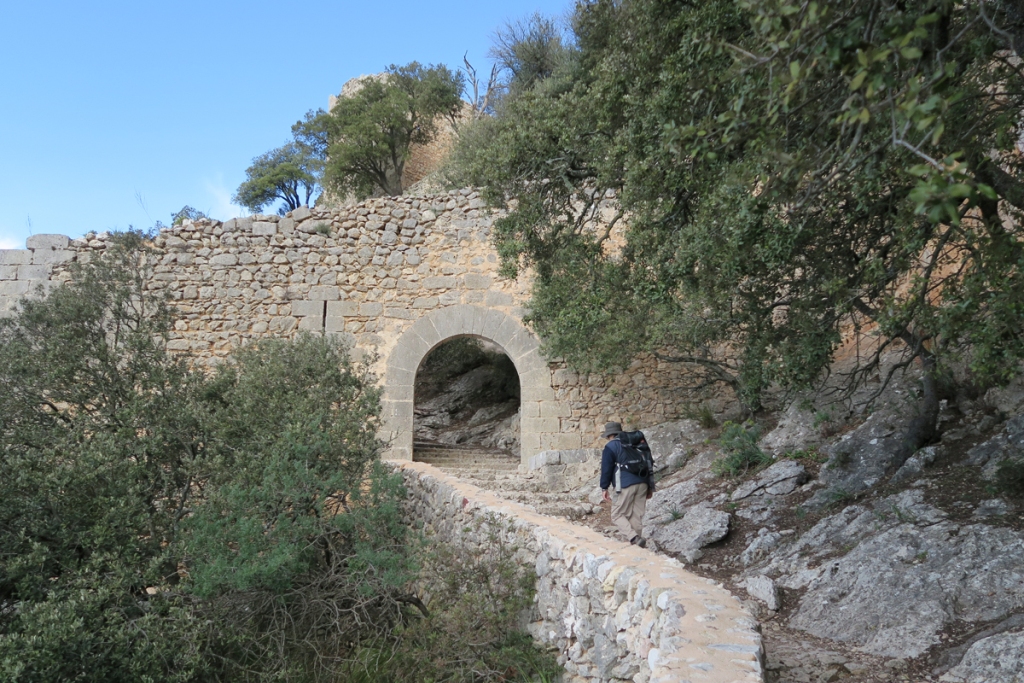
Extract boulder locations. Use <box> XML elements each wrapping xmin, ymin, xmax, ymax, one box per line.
<box><xmin>742</xmin><ymin>575</ymin><xmax>780</xmax><ymax>610</ymax></box>
<box><xmin>890</xmin><ymin>445</ymin><xmax>938</xmax><ymax>485</ymax></box>
<box><xmin>939</xmin><ymin>630</ymin><xmax>1024</xmax><ymax>683</ymax></box>
<box><xmin>644</xmin><ymin>502</ymin><xmax>730</xmax><ymax>562</ymax></box>
<box><xmin>731</xmin><ymin>460</ymin><xmax>808</xmax><ymax>500</ymax></box>
<box><xmin>807</xmin><ymin>411</ymin><xmax>905</xmax><ymax>508</ymax></box>
<box><xmin>966</xmin><ymin>415</ymin><xmax>1024</xmax><ymax>480</ymax></box>
<box><xmin>760</xmin><ymin>402</ymin><xmax>823</xmax><ymax>456</ymax></box>
<box><xmin>785</xmin><ymin>492</ymin><xmax>1024</xmax><ymax>658</ymax></box>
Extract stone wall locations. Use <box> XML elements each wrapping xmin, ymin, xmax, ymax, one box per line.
<box><xmin>0</xmin><ymin>191</ymin><xmax>700</xmax><ymax>462</ymax></box>
<box><xmin>395</xmin><ymin>459</ymin><xmax>764</xmax><ymax>683</ymax></box>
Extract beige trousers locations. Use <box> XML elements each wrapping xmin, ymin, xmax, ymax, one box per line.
<box><xmin>611</xmin><ymin>483</ymin><xmax>648</xmax><ymax>541</ymax></box>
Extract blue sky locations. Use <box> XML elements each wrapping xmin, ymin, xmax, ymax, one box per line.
<box><xmin>0</xmin><ymin>0</ymin><xmax>572</xmax><ymax>249</ymax></box>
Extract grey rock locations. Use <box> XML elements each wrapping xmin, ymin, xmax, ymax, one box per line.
<box><xmin>731</xmin><ymin>460</ymin><xmax>808</xmax><ymax>500</ymax></box>
<box><xmin>939</xmin><ymin>630</ymin><xmax>1024</xmax><ymax>683</ymax></box>
<box><xmin>807</xmin><ymin>411</ymin><xmax>905</xmax><ymax>508</ymax></box>
<box><xmin>26</xmin><ymin>234</ymin><xmax>69</xmax><ymax>250</ymax></box>
<box><xmin>643</xmin><ymin>476</ymin><xmax>709</xmax><ymax>526</ymax></box>
<box><xmin>966</xmin><ymin>415</ymin><xmax>1024</xmax><ymax>480</ymax></box>
<box><xmin>760</xmin><ymin>402</ymin><xmax>823</xmax><ymax>456</ymax></box>
<box><xmin>891</xmin><ymin>445</ymin><xmax>938</xmax><ymax>485</ymax></box>
<box><xmin>985</xmin><ymin>374</ymin><xmax>1024</xmax><ymax>417</ymax></box>
<box><xmin>787</xmin><ymin>499</ymin><xmax>1024</xmax><ymax>658</ymax></box>
<box><xmin>641</xmin><ymin>420</ymin><xmax>707</xmax><ymax>472</ymax></box>
<box><xmin>972</xmin><ymin>498</ymin><xmax>1011</xmax><ymax>519</ymax></box>
<box><xmin>740</xmin><ymin>529</ymin><xmax>784</xmax><ymax>566</ymax></box>
<box><xmin>644</xmin><ymin>503</ymin><xmax>730</xmax><ymax>562</ymax></box>
<box><xmin>291</xmin><ymin>206</ymin><xmax>311</xmax><ymax>221</ymax></box>
<box><xmin>742</xmin><ymin>575</ymin><xmax>780</xmax><ymax>610</ymax></box>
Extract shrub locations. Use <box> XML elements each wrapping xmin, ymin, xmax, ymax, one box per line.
<box><xmin>996</xmin><ymin>459</ymin><xmax>1024</xmax><ymax>499</ymax></box>
<box><xmin>712</xmin><ymin>421</ymin><xmax>772</xmax><ymax>477</ymax></box>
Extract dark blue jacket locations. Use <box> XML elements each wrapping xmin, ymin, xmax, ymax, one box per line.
<box><xmin>599</xmin><ymin>439</ymin><xmax>653</xmax><ymax>491</ymax></box>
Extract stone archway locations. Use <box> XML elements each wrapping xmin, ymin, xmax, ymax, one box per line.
<box><xmin>380</xmin><ymin>305</ymin><xmax>561</xmax><ymax>465</ymax></box>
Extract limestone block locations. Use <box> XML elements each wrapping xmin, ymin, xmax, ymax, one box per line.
<box><xmin>26</xmin><ymin>234</ymin><xmax>69</xmax><ymax>250</ymax></box>
<box><xmin>464</xmin><ymin>274</ymin><xmax>493</xmax><ymax>290</ymax></box>
<box><xmin>485</xmin><ymin>290</ymin><xmax>513</xmax><ymax>306</ymax></box>
<box><xmin>18</xmin><ymin>265</ymin><xmax>51</xmax><ymax>280</ymax></box>
<box><xmin>32</xmin><ymin>249</ymin><xmax>74</xmax><ymax>265</ymax></box>
<box><xmin>0</xmin><ymin>281</ymin><xmax>31</xmax><ymax>297</ymax></box>
<box><xmin>291</xmin><ymin>300</ymin><xmax>324</xmax><ymax>317</ymax></box>
<box><xmin>521</xmin><ymin>383</ymin><xmax>556</xmax><ymax>403</ymax></box>
<box><xmin>324</xmin><ymin>317</ymin><xmax>346</xmax><ymax>333</ymax></box>
<box><xmin>291</xmin><ymin>206</ymin><xmax>312</xmax><ymax>221</ymax></box>
<box><xmin>164</xmin><ymin>235</ymin><xmax>187</xmax><ymax>249</ymax></box>
<box><xmin>423</xmin><ymin>275</ymin><xmax>457</xmax><ymax>289</ymax></box>
<box><xmin>298</xmin><ymin>316</ymin><xmax>322</xmax><ymax>331</ymax></box>
<box><xmin>278</xmin><ymin>217</ymin><xmax>295</xmax><ymax>233</ymax></box>
<box><xmin>529</xmin><ymin>450</ymin><xmax>563</xmax><ymax>469</ymax></box>
<box><xmin>384</xmin><ymin>306</ymin><xmax>416</xmax><ymax>319</ymax></box>
<box><xmin>0</xmin><ymin>250</ymin><xmax>32</xmax><ymax>265</ymax></box>
<box><xmin>210</xmin><ymin>253</ymin><xmax>238</xmax><ymax>266</ymax></box>
<box><xmin>540</xmin><ymin>401</ymin><xmax>572</xmax><ymax>418</ymax></box>
<box><xmin>541</xmin><ymin>432</ymin><xmax>583</xmax><ymax>450</ymax></box>
<box><xmin>327</xmin><ymin>300</ymin><xmax>359</xmax><ymax>316</ymax></box>
<box><xmin>522</xmin><ymin>417</ymin><xmax>561</xmax><ymax>433</ymax></box>
<box><xmin>308</xmin><ymin>286</ymin><xmax>340</xmax><ymax>300</ymax></box>
<box><xmin>412</xmin><ymin>297</ymin><xmax>438</xmax><ymax>308</ymax></box>
<box><xmin>386</xmin><ymin>365</ymin><xmax>415</xmax><ymax>389</ymax></box>
<box><xmin>0</xmin><ymin>265</ymin><xmax>17</xmax><ymax>280</ymax></box>
<box><xmin>359</xmin><ymin>302</ymin><xmax>383</xmax><ymax>316</ymax></box>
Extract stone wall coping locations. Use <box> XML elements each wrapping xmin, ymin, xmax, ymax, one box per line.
<box><xmin>391</xmin><ymin>459</ymin><xmax>764</xmax><ymax>683</ymax></box>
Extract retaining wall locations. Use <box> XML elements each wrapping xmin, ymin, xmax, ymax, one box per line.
<box><xmin>395</xmin><ymin>459</ymin><xmax>764</xmax><ymax>683</ymax></box>
<box><xmin>0</xmin><ymin>191</ymin><xmax>708</xmax><ymax>462</ymax></box>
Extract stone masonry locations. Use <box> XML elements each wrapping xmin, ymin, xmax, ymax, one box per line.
<box><xmin>0</xmin><ymin>190</ymin><xmax>697</xmax><ymax>465</ymax></box>
<box><xmin>395</xmin><ymin>459</ymin><xmax>764</xmax><ymax>683</ymax></box>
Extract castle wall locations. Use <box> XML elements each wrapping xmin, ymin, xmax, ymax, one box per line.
<box><xmin>0</xmin><ymin>191</ymin><xmax>697</xmax><ymax>462</ymax></box>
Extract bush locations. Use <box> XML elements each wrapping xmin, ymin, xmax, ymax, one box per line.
<box><xmin>996</xmin><ymin>459</ymin><xmax>1024</xmax><ymax>499</ymax></box>
<box><xmin>712</xmin><ymin>421</ymin><xmax>772</xmax><ymax>477</ymax></box>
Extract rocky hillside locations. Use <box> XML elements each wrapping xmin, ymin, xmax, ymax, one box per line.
<box><xmin>591</xmin><ymin>370</ymin><xmax>1024</xmax><ymax>683</ymax></box>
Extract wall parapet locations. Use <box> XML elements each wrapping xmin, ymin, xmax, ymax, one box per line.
<box><xmin>393</xmin><ymin>460</ymin><xmax>763</xmax><ymax>683</ymax></box>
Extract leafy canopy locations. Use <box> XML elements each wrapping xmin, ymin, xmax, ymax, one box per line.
<box><xmin>324</xmin><ymin>62</ymin><xmax>463</xmax><ymax>198</ymax></box>
<box><xmin>453</xmin><ymin>0</ymin><xmax>1024</xmax><ymax>452</ymax></box>
<box><xmin>234</xmin><ymin>140</ymin><xmax>322</xmax><ymax>215</ymax></box>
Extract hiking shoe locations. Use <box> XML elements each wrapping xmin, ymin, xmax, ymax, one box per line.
<box><xmin>630</xmin><ymin>536</ymin><xmax>647</xmax><ymax>548</ymax></box>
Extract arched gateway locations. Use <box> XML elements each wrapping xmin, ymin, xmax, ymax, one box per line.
<box><xmin>380</xmin><ymin>305</ymin><xmax>561</xmax><ymax>465</ymax></box>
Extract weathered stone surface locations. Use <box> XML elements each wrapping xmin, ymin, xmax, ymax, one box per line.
<box><xmin>291</xmin><ymin>206</ymin><xmax>311</xmax><ymax>221</ymax></box>
<box><xmin>890</xmin><ymin>445</ymin><xmax>938</xmax><ymax>485</ymax></box>
<box><xmin>779</xmin><ymin>491</ymin><xmax>1024</xmax><ymax>658</ymax></box>
<box><xmin>26</xmin><ymin>234</ymin><xmax>69</xmax><ymax>250</ymax></box>
<box><xmin>0</xmin><ymin>250</ymin><xmax>32</xmax><ymax>265</ymax></box>
<box><xmin>759</xmin><ymin>402</ymin><xmax>823</xmax><ymax>456</ymax></box>
<box><xmin>731</xmin><ymin>460</ymin><xmax>808</xmax><ymax>500</ymax></box>
<box><xmin>966</xmin><ymin>415</ymin><xmax>1024</xmax><ymax>480</ymax></box>
<box><xmin>645</xmin><ymin>503</ymin><xmax>730</xmax><ymax>562</ymax></box>
<box><xmin>742</xmin><ymin>575</ymin><xmax>780</xmax><ymax>610</ymax></box>
<box><xmin>807</xmin><ymin>411</ymin><xmax>905</xmax><ymax>508</ymax></box>
<box><xmin>939</xmin><ymin>630</ymin><xmax>1024</xmax><ymax>683</ymax></box>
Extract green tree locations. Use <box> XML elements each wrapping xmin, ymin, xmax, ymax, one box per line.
<box><xmin>0</xmin><ymin>235</ymin><xmax>416</xmax><ymax>681</ymax></box>
<box><xmin>324</xmin><ymin>62</ymin><xmax>463</xmax><ymax>198</ymax></box>
<box><xmin>454</xmin><ymin>0</ymin><xmax>1024</xmax><ymax>459</ymax></box>
<box><xmin>234</xmin><ymin>141</ymin><xmax>321</xmax><ymax>214</ymax></box>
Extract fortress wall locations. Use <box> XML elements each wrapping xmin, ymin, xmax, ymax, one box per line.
<box><xmin>0</xmin><ymin>191</ymin><xmax>697</xmax><ymax>456</ymax></box>
<box><xmin>396</xmin><ymin>459</ymin><xmax>764</xmax><ymax>683</ymax></box>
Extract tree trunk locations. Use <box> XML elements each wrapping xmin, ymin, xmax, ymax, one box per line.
<box><xmin>894</xmin><ymin>349</ymin><xmax>941</xmax><ymax>468</ymax></box>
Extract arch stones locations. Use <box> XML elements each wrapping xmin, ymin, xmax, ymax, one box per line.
<box><xmin>381</xmin><ymin>304</ymin><xmax>566</xmax><ymax>464</ymax></box>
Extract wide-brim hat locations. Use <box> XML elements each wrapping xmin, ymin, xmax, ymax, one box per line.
<box><xmin>602</xmin><ymin>421</ymin><xmax>623</xmax><ymax>438</ymax></box>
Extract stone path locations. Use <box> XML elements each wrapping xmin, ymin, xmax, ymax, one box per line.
<box><xmin>412</xmin><ymin>442</ymin><xmax>597</xmax><ymax>519</ymax></box>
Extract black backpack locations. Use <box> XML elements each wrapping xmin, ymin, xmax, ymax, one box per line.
<box><xmin>617</xmin><ymin>430</ymin><xmax>654</xmax><ymax>478</ymax></box>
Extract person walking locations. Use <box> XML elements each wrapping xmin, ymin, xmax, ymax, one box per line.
<box><xmin>599</xmin><ymin>421</ymin><xmax>654</xmax><ymax>547</ymax></box>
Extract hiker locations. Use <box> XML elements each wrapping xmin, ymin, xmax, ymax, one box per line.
<box><xmin>599</xmin><ymin>421</ymin><xmax>654</xmax><ymax>547</ymax></box>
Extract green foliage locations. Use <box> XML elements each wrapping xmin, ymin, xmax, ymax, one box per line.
<box><xmin>325</xmin><ymin>62</ymin><xmax>463</xmax><ymax>198</ymax></box>
<box><xmin>342</xmin><ymin>515</ymin><xmax>562</xmax><ymax>683</ymax></box>
<box><xmin>488</xmin><ymin>12</ymin><xmax>575</xmax><ymax>97</ymax></box>
<box><xmin>712</xmin><ymin>421</ymin><xmax>772</xmax><ymax>477</ymax></box>
<box><xmin>0</xmin><ymin>238</ymin><xmax>418</xmax><ymax>681</ymax></box>
<box><xmin>995</xmin><ymin>459</ymin><xmax>1024</xmax><ymax>499</ymax></box>
<box><xmin>786</xmin><ymin>448</ymin><xmax>829</xmax><ymax>464</ymax></box>
<box><xmin>453</xmin><ymin>0</ymin><xmax>1024</xmax><ymax>423</ymax></box>
<box><xmin>172</xmin><ymin>205</ymin><xmax>208</xmax><ymax>225</ymax></box>
<box><xmin>234</xmin><ymin>141</ymin><xmax>321</xmax><ymax>214</ymax></box>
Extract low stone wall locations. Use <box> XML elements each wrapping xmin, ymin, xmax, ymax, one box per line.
<box><xmin>395</xmin><ymin>460</ymin><xmax>764</xmax><ymax>683</ymax></box>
